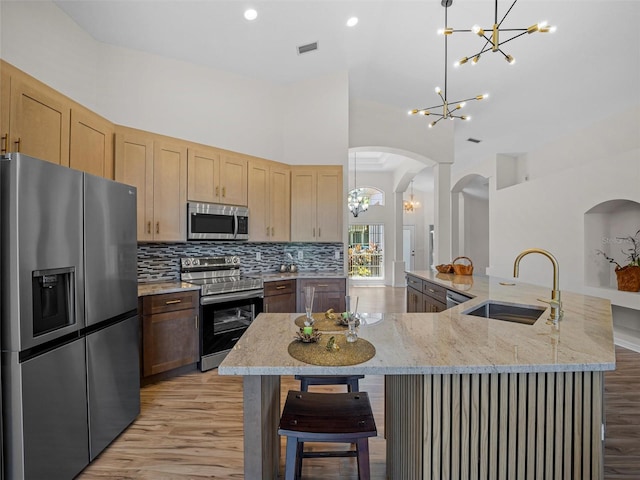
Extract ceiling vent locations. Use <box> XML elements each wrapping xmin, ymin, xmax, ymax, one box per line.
<box><xmin>297</xmin><ymin>42</ymin><xmax>319</xmax><ymax>55</ymax></box>
<box><xmin>467</xmin><ymin>138</ymin><xmax>482</xmax><ymax>143</ymax></box>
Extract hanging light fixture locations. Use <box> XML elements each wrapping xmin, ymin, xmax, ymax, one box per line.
<box><xmin>403</xmin><ymin>181</ymin><xmax>420</xmax><ymax>212</ymax></box>
<box><xmin>347</xmin><ymin>152</ymin><xmax>370</xmax><ymax>217</ymax></box>
<box><xmin>449</xmin><ymin>0</ymin><xmax>556</xmax><ymax>67</ymax></box>
<box><xmin>409</xmin><ymin>0</ymin><xmax>488</xmax><ymax>128</ymax></box>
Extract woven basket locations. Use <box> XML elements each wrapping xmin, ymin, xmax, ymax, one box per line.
<box><xmin>452</xmin><ymin>256</ymin><xmax>474</xmax><ymax>276</ymax></box>
<box><xmin>615</xmin><ymin>265</ymin><xmax>640</xmax><ymax>292</ymax></box>
<box><xmin>435</xmin><ymin>264</ymin><xmax>453</xmax><ymax>274</ymax></box>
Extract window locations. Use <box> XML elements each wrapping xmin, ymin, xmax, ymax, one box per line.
<box><xmin>348</xmin><ymin>225</ymin><xmax>384</xmax><ymax>279</ymax></box>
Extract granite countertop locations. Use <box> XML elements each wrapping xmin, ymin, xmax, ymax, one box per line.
<box><xmin>219</xmin><ymin>274</ymin><xmax>615</xmax><ymax>376</ymax></box>
<box><xmin>259</xmin><ymin>271</ymin><xmax>347</xmax><ymax>281</ymax></box>
<box><xmin>137</xmin><ymin>281</ymin><xmax>200</xmax><ymax>297</ymax></box>
<box><xmin>138</xmin><ymin>271</ymin><xmax>347</xmax><ymax>296</ymax></box>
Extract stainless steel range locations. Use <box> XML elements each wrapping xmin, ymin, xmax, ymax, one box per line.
<box><xmin>181</xmin><ymin>256</ymin><xmax>263</xmax><ymax>371</ymax></box>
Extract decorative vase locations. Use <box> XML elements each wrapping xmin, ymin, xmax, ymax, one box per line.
<box><xmin>615</xmin><ymin>265</ymin><xmax>640</xmax><ymax>292</ymax></box>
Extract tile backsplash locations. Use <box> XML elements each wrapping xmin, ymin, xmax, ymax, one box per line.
<box><xmin>138</xmin><ymin>242</ymin><xmax>344</xmax><ymax>283</ymax></box>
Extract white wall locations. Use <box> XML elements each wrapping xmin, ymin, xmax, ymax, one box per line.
<box><xmin>403</xmin><ymin>189</ymin><xmax>434</xmax><ymax>272</ymax></box>
<box><xmin>0</xmin><ymin>0</ymin><xmax>350</xmax><ymax>165</ymax></box>
<box><xmin>454</xmin><ymin>106</ymin><xmax>640</xmax><ymax>298</ymax></box>
<box><xmin>349</xmin><ymin>98</ymin><xmax>453</xmax><ymax>165</ymax></box>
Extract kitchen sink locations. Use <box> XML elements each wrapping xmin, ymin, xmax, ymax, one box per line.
<box><xmin>462</xmin><ymin>301</ymin><xmax>546</xmax><ymax>325</ymax></box>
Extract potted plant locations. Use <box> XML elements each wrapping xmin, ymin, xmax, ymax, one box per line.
<box><xmin>597</xmin><ymin>228</ymin><xmax>640</xmax><ymax>292</ymax></box>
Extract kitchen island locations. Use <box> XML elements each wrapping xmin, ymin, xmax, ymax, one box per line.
<box><xmin>219</xmin><ymin>274</ymin><xmax>615</xmax><ymax>479</ymax></box>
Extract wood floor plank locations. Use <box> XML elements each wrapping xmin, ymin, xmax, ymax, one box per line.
<box><xmin>77</xmin><ymin>287</ymin><xmax>640</xmax><ymax>479</ymax></box>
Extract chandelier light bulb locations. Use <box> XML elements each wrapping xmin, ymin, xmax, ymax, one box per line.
<box><xmin>471</xmin><ymin>24</ymin><xmax>482</xmax><ymax>35</ymax></box>
<box><xmin>459</xmin><ymin>101</ymin><xmax>466</xmax><ymax>108</ymax></box>
<box><xmin>505</xmin><ymin>55</ymin><xmax>515</xmax><ymax>64</ymax></box>
<box><xmin>472</xmin><ymin>54</ymin><xmax>481</xmax><ymax>64</ymax></box>
<box><xmin>346</xmin><ymin>16</ymin><xmax>359</xmax><ymax>27</ymax></box>
<box><xmin>435</xmin><ymin>86</ymin><xmax>441</xmax><ymax>94</ymax></box>
<box><xmin>244</xmin><ymin>8</ymin><xmax>258</xmax><ymax>21</ymax></box>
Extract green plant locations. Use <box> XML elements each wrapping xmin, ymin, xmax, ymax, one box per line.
<box><xmin>597</xmin><ymin>228</ymin><xmax>640</xmax><ymax>269</ymax></box>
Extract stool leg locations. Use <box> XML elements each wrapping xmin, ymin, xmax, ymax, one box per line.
<box><xmin>300</xmin><ymin>378</ymin><xmax>309</xmax><ymax>392</ymax></box>
<box><xmin>347</xmin><ymin>379</ymin><xmax>360</xmax><ymax>392</ymax></box>
<box><xmin>355</xmin><ymin>438</ymin><xmax>371</xmax><ymax>480</ymax></box>
<box><xmin>284</xmin><ymin>437</ymin><xmax>298</xmax><ymax>480</ymax></box>
<box><xmin>296</xmin><ymin>440</ymin><xmax>304</xmax><ymax>479</ymax></box>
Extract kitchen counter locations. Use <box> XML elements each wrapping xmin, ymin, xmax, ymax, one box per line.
<box><xmin>258</xmin><ymin>271</ymin><xmax>347</xmax><ymax>281</ymax></box>
<box><xmin>219</xmin><ymin>274</ymin><xmax>615</xmax><ymax>479</ymax></box>
<box><xmin>137</xmin><ymin>281</ymin><xmax>200</xmax><ymax>297</ymax></box>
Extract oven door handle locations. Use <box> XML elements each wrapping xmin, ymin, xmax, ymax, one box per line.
<box><xmin>200</xmin><ymin>289</ymin><xmax>264</xmax><ymax>305</ymax></box>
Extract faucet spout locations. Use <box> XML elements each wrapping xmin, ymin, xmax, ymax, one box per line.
<box><xmin>513</xmin><ymin>248</ymin><xmax>563</xmax><ymax>323</ymax></box>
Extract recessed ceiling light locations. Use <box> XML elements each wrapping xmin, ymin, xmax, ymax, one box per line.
<box><xmin>346</xmin><ymin>17</ymin><xmax>359</xmax><ymax>27</ymax></box>
<box><xmin>244</xmin><ymin>9</ymin><xmax>258</xmax><ymax>21</ymax></box>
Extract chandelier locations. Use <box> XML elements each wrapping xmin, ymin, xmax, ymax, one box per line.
<box><xmin>410</xmin><ymin>0</ymin><xmax>488</xmax><ymax>128</ymax></box>
<box><xmin>449</xmin><ymin>0</ymin><xmax>556</xmax><ymax>67</ymax></box>
<box><xmin>403</xmin><ymin>181</ymin><xmax>420</xmax><ymax>212</ymax></box>
<box><xmin>347</xmin><ymin>152</ymin><xmax>369</xmax><ymax>218</ymax></box>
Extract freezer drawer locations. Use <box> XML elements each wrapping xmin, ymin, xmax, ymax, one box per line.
<box><xmin>10</xmin><ymin>340</ymin><xmax>89</xmax><ymax>479</ymax></box>
<box><xmin>86</xmin><ymin>315</ymin><xmax>140</xmax><ymax>460</ymax></box>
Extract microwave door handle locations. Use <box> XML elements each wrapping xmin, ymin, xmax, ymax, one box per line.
<box><xmin>233</xmin><ymin>213</ymin><xmax>238</xmax><ymax>239</ymax></box>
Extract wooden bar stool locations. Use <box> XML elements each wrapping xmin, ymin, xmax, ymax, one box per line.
<box><xmin>278</xmin><ymin>390</ymin><xmax>377</xmax><ymax>480</ymax></box>
<box><xmin>294</xmin><ymin>374</ymin><xmax>365</xmax><ymax>392</ymax></box>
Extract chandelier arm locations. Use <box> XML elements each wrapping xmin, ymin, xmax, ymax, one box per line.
<box><xmin>419</xmin><ymin>103</ymin><xmax>446</xmax><ymax>111</ymax></box>
<box><xmin>452</xmin><ymin>96</ymin><xmax>485</xmax><ymax>104</ymax></box>
<box><xmin>497</xmin><ymin>0</ymin><xmax>519</xmax><ymax>28</ymax></box>
<box><xmin>497</xmin><ymin>31</ymin><xmax>529</xmax><ymax>46</ymax></box>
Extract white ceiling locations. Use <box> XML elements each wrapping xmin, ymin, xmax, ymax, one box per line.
<box><xmin>54</xmin><ymin>0</ymin><xmax>640</xmax><ymax>189</ymax></box>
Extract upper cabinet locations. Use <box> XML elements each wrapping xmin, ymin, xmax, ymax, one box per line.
<box><xmin>1</xmin><ymin>61</ymin><xmax>114</xmax><ymax>178</ymax></box>
<box><xmin>291</xmin><ymin>166</ymin><xmax>343</xmax><ymax>242</ymax></box>
<box><xmin>248</xmin><ymin>159</ymin><xmax>290</xmax><ymax>242</ymax></box>
<box><xmin>8</xmin><ymin>75</ymin><xmax>70</xmax><ymax>166</ymax></box>
<box><xmin>115</xmin><ymin>128</ymin><xmax>187</xmax><ymax>242</ymax></box>
<box><xmin>187</xmin><ymin>147</ymin><xmax>247</xmax><ymax>206</ymax></box>
<box><xmin>70</xmin><ymin>106</ymin><xmax>114</xmax><ymax>179</ymax></box>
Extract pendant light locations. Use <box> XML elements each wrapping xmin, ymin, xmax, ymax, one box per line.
<box><xmin>403</xmin><ymin>180</ymin><xmax>420</xmax><ymax>212</ymax></box>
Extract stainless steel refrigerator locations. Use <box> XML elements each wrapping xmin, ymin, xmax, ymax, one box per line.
<box><xmin>0</xmin><ymin>153</ymin><xmax>140</xmax><ymax>479</ymax></box>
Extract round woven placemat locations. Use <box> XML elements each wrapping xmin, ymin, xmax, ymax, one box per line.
<box><xmin>288</xmin><ymin>335</ymin><xmax>375</xmax><ymax>366</ymax></box>
<box><xmin>294</xmin><ymin>313</ymin><xmax>347</xmax><ymax>331</ymax></box>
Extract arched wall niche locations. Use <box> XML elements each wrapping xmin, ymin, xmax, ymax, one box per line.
<box><xmin>451</xmin><ymin>174</ymin><xmax>490</xmax><ymax>275</ymax></box>
<box><xmin>584</xmin><ymin>199</ymin><xmax>640</xmax><ymax>289</ymax></box>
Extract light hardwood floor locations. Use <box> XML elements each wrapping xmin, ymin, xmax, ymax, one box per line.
<box><xmin>78</xmin><ymin>286</ymin><xmax>640</xmax><ymax>479</ymax></box>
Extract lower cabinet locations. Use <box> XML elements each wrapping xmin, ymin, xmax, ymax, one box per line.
<box><xmin>140</xmin><ymin>290</ymin><xmax>199</xmax><ymax>378</ymax></box>
<box><xmin>298</xmin><ymin>278</ymin><xmax>346</xmax><ymax>314</ymax></box>
<box><xmin>406</xmin><ymin>275</ymin><xmax>447</xmax><ymax>313</ymax></box>
<box><xmin>263</xmin><ymin>279</ymin><xmax>296</xmax><ymax>313</ymax></box>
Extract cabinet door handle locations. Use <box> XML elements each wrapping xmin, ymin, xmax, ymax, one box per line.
<box><xmin>318</xmin><ymin>228</ymin><xmax>321</xmax><ymax>238</ymax></box>
<box><xmin>195</xmin><ymin>314</ymin><xmax>198</xmax><ymax>329</ymax></box>
<box><xmin>222</xmin><ymin>186</ymin><xmax>226</xmax><ymax>198</ymax></box>
<box><xmin>165</xmin><ymin>299</ymin><xmax>181</xmax><ymax>305</ymax></box>
<box><xmin>276</xmin><ymin>286</ymin><xmax>286</xmax><ymax>290</ymax></box>
<box><xmin>215</xmin><ymin>186</ymin><xmax>219</xmax><ymax>197</ymax></box>
<box><xmin>265</xmin><ymin>304</ymin><xmax>269</xmax><ymax>313</ymax></box>
<box><xmin>14</xmin><ymin>137</ymin><xmax>21</xmax><ymax>152</ymax></box>
<box><xmin>428</xmin><ymin>288</ymin><xmax>435</xmax><ymax>293</ymax></box>
<box><xmin>313</xmin><ymin>228</ymin><xmax>316</xmax><ymax>237</ymax></box>
<box><xmin>147</xmin><ymin>221</ymin><xmax>151</xmax><ymax>234</ymax></box>
<box><xmin>271</xmin><ymin>227</ymin><xmax>275</xmax><ymax>237</ymax></box>
<box><xmin>1</xmin><ymin>133</ymin><xmax>7</xmax><ymax>153</ymax></box>
<box><xmin>317</xmin><ymin>284</ymin><xmax>329</xmax><ymax>287</ymax></box>
<box><xmin>266</xmin><ymin>227</ymin><xmax>270</xmax><ymax>237</ymax></box>
<box><xmin>156</xmin><ymin>222</ymin><xmax>160</xmax><ymax>234</ymax></box>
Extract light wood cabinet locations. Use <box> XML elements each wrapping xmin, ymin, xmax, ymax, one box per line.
<box><xmin>291</xmin><ymin>166</ymin><xmax>343</xmax><ymax>242</ymax></box>
<box><xmin>141</xmin><ymin>291</ymin><xmax>199</xmax><ymax>378</ymax></box>
<box><xmin>248</xmin><ymin>159</ymin><xmax>290</xmax><ymax>242</ymax></box>
<box><xmin>8</xmin><ymin>75</ymin><xmax>70</xmax><ymax>166</ymax></box>
<box><xmin>115</xmin><ymin>128</ymin><xmax>187</xmax><ymax>242</ymax></box>
<box><xmin>0</xmin><ymin>65</ymin><xmax>9</xmax><ymax>155</ymax></box>
<box><xmin>187</xmin><ymin>147</ymin><xmax>248</xmax><ymax>206</ymax></box>
<box><xmin>70</xmin><ymin>106</ymin><xmax>114</xmax><ymax>178</ymax></box>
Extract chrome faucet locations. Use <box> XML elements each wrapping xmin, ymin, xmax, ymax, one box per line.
<box><xmin>513</xmin><ymin>248</ymin><xmax>564</xmax><ymax>324</ymax></box>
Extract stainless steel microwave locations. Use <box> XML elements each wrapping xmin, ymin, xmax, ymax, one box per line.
<box><xmin>187</xmin><ymin>202</ymin><xmax>249</xmax><ymax>240</ymax></box>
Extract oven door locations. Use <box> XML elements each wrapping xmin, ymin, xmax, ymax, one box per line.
<box><xmin>199</xmin><ymin>291</ymin><xmax>263</xmax><ymax>371</ymax></box>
